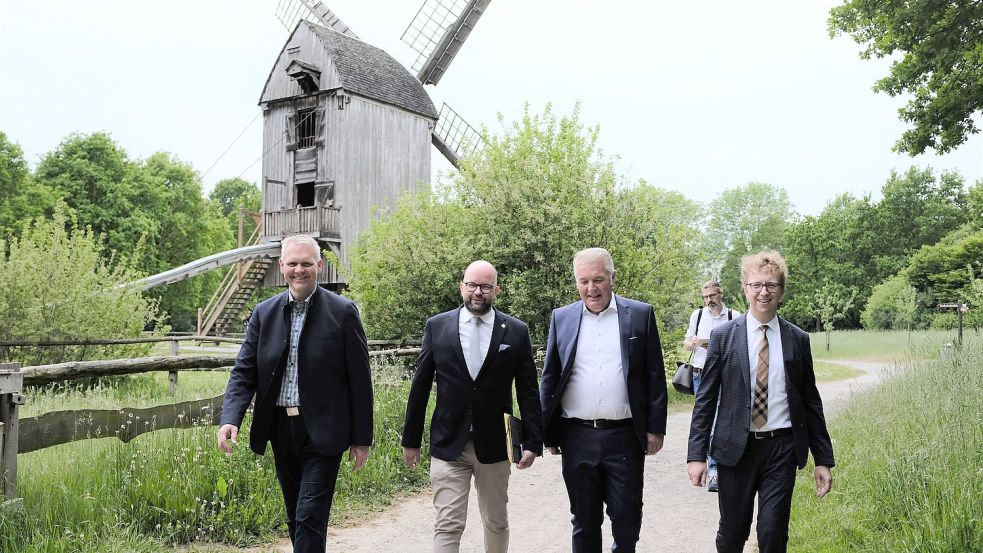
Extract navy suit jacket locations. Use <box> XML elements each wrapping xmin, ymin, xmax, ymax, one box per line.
<box><xmin>540</xmin><ymin>296</ymin><xmax>667</xmax><ymax>451</ymax></box>
<box><xmin>220</xmin><ymin>287</ymin><xmax>374</xmax><ymax>457</ymax></box>
<box><xmin>402</xmin><ymin>307</ymin><xmax>543</xmax><ymax>464</ymax></box>
<box><xmin>687</xmin><ymin>315</ymin><xmax>834</xmax><ymax>469</ymax></box>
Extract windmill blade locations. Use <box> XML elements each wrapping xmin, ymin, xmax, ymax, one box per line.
<box><xmin>401</xmin><ymin>0</ymin><xmax>491</xmax><ymax>85</ymax></box>
<box><xmin>275</xmin><ymin>0</ymin><xmax>359</xmax><ymax>38</ymax></box>
<box><xmin>432</xmin><ymin>103</ymin><xmax>483</xmax><ymax>167</ymax></box>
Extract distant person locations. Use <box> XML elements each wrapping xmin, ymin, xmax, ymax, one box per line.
<box><xmin>683</xmin><ymin>280</ymin><xmax>739</xmax><ymax>492</ymax></box>
<box><xmin>402</xmin><ymin>260</ymin><xmax>543</xmax><ymax>553</ymax></box>
<box><xmin>216</xmin><ymin>234</ymin><xmax>373</xmax><ymax>553</ymax></box>
<box><xmin>687</xmin><ymin>251</ymin><xmax>834</xmax><ymax>553</ymax></box>
<box><xmin>540</xmin><ymin>247</ymin><xmax>667</xmax><ymax>552</ymax></box>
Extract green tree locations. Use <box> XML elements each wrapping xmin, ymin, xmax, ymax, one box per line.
<box><xmin>0</xmin><ymin>208</ymin><xmax>166</xmax><ymax>365</ymax></box>
<box><xmin>861</xmin><ymin>274</ymin><xmax>917</xmax><ymax>331</ymax></box>
<box><xmin>829</xmin><ymin>1</ymin><xmax>983</xmax><ymax>155</ymax></box>
<box><xmin>904</xmin><ymin>224</ymin><xmax>983</xmax><ymax>304</ymax></box>
<box><xmin>0</xmin><ymin>132</ymin><xmax>55</xmax><ymax>235</ymax></box>
<box><xmin>813</xmin><ymin>281</ymin><xmax>858</xmax><ymax>351</ymax></box>
<box><xmin>706</xmin><ymin>182</ymin><xmax>795</xmax><ymax>309</ymax></box>
<box><xmin>348</xmin><ymin>104</ymin><xmax>702</xmax><ymax>355</ymax></box>
<box><xmin>209</xmin><ymin>177</ymin><xmax>261</xmax><ymax>242</ymax></box>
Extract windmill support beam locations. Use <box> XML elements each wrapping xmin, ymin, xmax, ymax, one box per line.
<box><xmin>432</xmin><ymin>132</ymin><xmax>461</xmax><ymax>168</ymax></box>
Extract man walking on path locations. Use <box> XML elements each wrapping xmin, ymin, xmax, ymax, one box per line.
<box><xmin>217</xmin><ymin>234</ymin><xmax>374</xmax><ymax>553</ymax></box>
<box><xmin>683</xmin><ymin>280</ymin><xmax>739</xmax><ymax>492</ymax></box>
<box><xmin>687</xmin><ymin>251</ymin><xmax>834</xmax><ymax>553</ymax></box>
<box><xmin>402</xmin><ymin>260</ymin><xmax>543</xmax><ymax>553</ymax></box>
<box><xmin>540</xmin><ymin>247</ymin><xmax>667</xmax><ymax>553</ymax></box>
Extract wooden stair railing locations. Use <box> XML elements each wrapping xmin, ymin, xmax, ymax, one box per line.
<box><xmin>199</xmin><ymin>222</ymin><xmax>271</xmax><ymax>337</ymax></box>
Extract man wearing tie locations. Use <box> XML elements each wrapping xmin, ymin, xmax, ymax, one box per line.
<box><xmin>687</xmin><ymin>251</ymin><xmax>834</xmax><ymax>553</ymax></box>
<box><xmin>217</xmin><ymin>234</ymin><xmax>373</xmax><ymax>553</ymax></box>
<box><xmin>402</xmin><ymin>260</ymin><xmax>543</xmax><ymax>553</ymax></box>
<box><xmin>540</xmin><ymin>247</ymin><xmax>667</xmax><ymax>553</ymax></box>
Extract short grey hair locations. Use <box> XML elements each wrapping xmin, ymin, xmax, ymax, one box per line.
<box><xmin>701</xmin><ymin>280</ymin><xmax>723</xmax><ymax>295</ymax></box>
<box><xmin>280</xmin><ymin>234</ymin><xmax>320</xmax><ymax>256</ymax></box>
<box><xmin>573</xmin><ymin>247</ymin><xmax>615</xmax><ymax>276</ymax></box>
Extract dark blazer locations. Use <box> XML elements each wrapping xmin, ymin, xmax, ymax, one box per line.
<box><xmin>540</xmin><ymin>296</ymin><xmax>667</xmax><ymax>451</ymax></box>
<box><xmin>687</xmin><ymin>315</ymin><xmax>834</xmax><ymax>469</ymax></box>
<box><xmin>220</xmin><ymin>287</ymin><xmax>374</xmax><ymax>457</ymax></box>
<box><xmin>402</xmin><ymin>307</ymin><xmax>543</xmax><ymax>464</ymax></box>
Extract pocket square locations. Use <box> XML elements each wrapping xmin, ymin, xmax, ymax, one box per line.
<box><xmin>498</xmin><ymin>344</ymin><xmax>511</xmax><ymax>352</ymax></box>
<box><xmin>629</xmin><ymin>336</ymin><xmax>639</xmax><ymax>341</ymax></box>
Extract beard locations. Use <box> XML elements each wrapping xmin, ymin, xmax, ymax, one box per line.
<box><xmin>465</xmin><ymin>297</ymin><xmax>493</xmax><ymax>315</ymax></box>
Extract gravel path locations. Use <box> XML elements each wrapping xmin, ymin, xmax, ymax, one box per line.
<box><xmin>269</xmin><ymin>359</ymin><xmax>886</xmax><ymax>552</ymax></box>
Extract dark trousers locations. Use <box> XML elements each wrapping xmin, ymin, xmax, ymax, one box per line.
<box><xmin>560</xmin><ymin>423</ymin><xmax>644</xmax><ymax>553</ymax></box>
<box><xmin>716</xmin><ymin>433</ymin><xmax>797</xmax><ymax>553</ymax></box>
<box><xmin>270</xmin><ymin>412</ymin><xmax>343</xmax><ymax>553</ymax></box>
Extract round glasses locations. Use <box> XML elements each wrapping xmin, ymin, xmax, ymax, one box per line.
<box><xmin>463</xmin><ymin>282</ymin><xmax>494</xmax><ymax>293</ymax></box>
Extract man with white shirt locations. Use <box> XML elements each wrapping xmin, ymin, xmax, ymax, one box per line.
<box><xmin>540</xmin><ymin>248</ymin><xmax>667</xmax><ymax>553</ymax></box>
<box><xmin>402</xmin><ymin>260</ymin><xmax>542</xmax><ymax>553</ymax></box>
<box><xmin>683</xmin><ymin>280</ymin><xmax>739</xmax><ymax>492</ymax></box>
<box><xmin>687</xmin><ymin>251</ymin><xmax>834</xmax><ymax>553</ymax></box>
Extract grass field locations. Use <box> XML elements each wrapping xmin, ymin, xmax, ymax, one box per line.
<box><xmin>788</xmin><ymin>339</ymin><xmax>982</xmax><ymax>552</ymax></box>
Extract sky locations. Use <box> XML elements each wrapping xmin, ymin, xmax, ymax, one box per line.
<box><xmin>1</xmin><ymin>0</ymin><xmax>981</xmax><ymax>217</ymax></box>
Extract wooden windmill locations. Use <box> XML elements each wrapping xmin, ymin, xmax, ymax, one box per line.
<box><xmin>198</xmin><ymin>0</ymin><xmax>492</xmax><ymax>335</ymax></box>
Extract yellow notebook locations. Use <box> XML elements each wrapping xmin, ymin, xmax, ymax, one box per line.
<box><xmin>503</xmin><ymin>413</ymin><xmax>523</xmax><ymax>464</ymax></box>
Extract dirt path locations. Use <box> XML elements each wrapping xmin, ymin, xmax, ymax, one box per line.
<box><xmin>269</xmin><ymin>360</ymin><xmax>886</xmax><ymax>552</ymax></box>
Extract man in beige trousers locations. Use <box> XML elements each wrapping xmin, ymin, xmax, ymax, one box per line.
<box><xmin>402</xmin><ymin>260</ymin><xmax>543</xmax><ymax>552</ymax></box>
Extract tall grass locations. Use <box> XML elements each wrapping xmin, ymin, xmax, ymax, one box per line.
<box><xmin>788</xmin><ymin>340</ymin><xmax>982</xmax><ymax>552</ymax></box>
<box><xmin>0</xmin><ymin>360</ymin><xmax>430</xmax><ymax>552</ymax></box>
<box><xmin>809</xmin><ymin>328</ymin><xmax>980</xmax><ymax>362</ymax></box>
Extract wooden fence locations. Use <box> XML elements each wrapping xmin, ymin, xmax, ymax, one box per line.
<box><xmin>0</xmin><ymin>335</ymin><xmax>424</xmax><ymax>511</ymax></box>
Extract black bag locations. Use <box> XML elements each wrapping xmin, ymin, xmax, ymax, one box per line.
<box><xmin>672</xmin><ymin>358</ymin><xmax>695</xmax><ymax>395</ymax></box>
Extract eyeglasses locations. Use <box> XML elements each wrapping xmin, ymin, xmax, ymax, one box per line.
<box><xmin>745</xmin><ymin>282</ymin><xmax>782</xmax><ymax>293</ymax></box>
<box><xmin>463</xmin><ymin>282</ymin><xmax>494</xmax><ymax>293</ymax></box>
<box><xmin>701</xmin><ymin>293</ymin><xmax>720</xmax><ymax>300</ymax></box>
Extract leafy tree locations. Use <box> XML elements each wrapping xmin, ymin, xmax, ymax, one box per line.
<box><xmin>861</xmin><ymin>275</ymin><xmax>917</xmax><ymax>331</ymax></box>
<box><xmin>829</xmin><ymin>1</ymin><xmax>983</xmax><ymax>155</ymax></box>
<box><xmin>0</xmin><ymin>132</ymin><xmax>55</xmax><ymax>235</ymax></box>
<box><xmin>813</xmin><ymin>282</ymin><xmax>858</xmax><ymax>351</ymax></box>
<box><xmin>209</xmin><ymin>177</ymin><xmax>261</xmax><ymax>242</ymax></box>
<box><xmin>348</xmin><ymin>104</ymin><xmax>702</xmax><ymax>359</ymax></box>
<box><xmin>904</xmin><ymin>224</ymin><xmax>983</xmax><ymax>304</ymax></box>
<box><xmin>0</xmin><ymin>208</ymin><xmax>166</xmax><ymax>365</ymax></box>
<box><xmin>705</xmin><ymin>182</ymin><xmax>795</xmax><ymax>309</ymax></box>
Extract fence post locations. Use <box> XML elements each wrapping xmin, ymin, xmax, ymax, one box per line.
<box><xmin>0</xmin><ymin>362</ymin><xmax>24</xmax><ymax>510</ymax></box>
<box><xmin>168</xmin><ymin>340</ymin><xmax>179</xmax><ymax>391</ymax></box>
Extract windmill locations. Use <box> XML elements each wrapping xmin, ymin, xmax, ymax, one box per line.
<box><xmin>274</xmin><ymin>0</ymin><xmax>489</xmax><ymax>166</ymax></box>
<box><xmin>193</xmin><ymin>0</ymin><xmax>495</xmax><ymax>336</ymax></box>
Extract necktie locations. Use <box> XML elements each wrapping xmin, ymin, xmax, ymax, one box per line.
<box><xmin>752</xmin><ymin>325</ymin><xmax>769</xmax><ymax>428</ymax></box>
<box><xmin>469</xmin><ymin>316</ymin><xmax>482</xmax><ymax>380</ymax></box>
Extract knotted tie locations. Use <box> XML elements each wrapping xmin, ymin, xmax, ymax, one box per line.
<box><xmin>752</xmin><ymin>325</ymin><xmax>769</xmax><ymax>428</ymax></box>
<box><xmin>468</xmin><ymin>316</ymin><xmax>483</xmax><ymax>380</ymax></box>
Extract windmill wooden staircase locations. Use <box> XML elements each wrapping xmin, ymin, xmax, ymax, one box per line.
<box><xmin>199</xmin><ymin>215</ymin><xmax>271</xmax><ymax>337</ymax></box>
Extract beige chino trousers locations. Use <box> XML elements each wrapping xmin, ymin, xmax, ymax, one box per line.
<box><xmin>430</xmin><ymin>440</ymin><xmax>512</xmax><ymax>553</ymax></box>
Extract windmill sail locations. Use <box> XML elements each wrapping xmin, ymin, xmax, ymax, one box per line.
<box><xmin>432</xmin><ymin>103</ymin><xmax>482</xmax><ymax>167</ymax></box>
<box><xmin>275</xmin><ymin>0</ymin><xmax>359</xmax><ymax>38</ymax></box>
<box><xmin>402</xmin><ymin>0</ymin><xmax>492</xmax><ymax>85</ymax></box>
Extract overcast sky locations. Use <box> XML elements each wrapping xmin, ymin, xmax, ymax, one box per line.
<box><xmin>2</xmin><ymin>0</ymin><xmax>980</xmax><ymax>216</ymax></box>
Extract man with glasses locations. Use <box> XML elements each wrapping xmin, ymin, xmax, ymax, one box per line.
<box><xmin>687</xmin><ymin>251</ymin><xmax>834</xmax><ymax>553</ymax></box>
<box><xmin>683</xmin><ymin>281</ymin><xmax>739</xmax><ymax>492</ymax></box>
<box><xmin>402</xmin><ymin>260</ymin><xmax>543</xmax><ymax>553</ymax></box>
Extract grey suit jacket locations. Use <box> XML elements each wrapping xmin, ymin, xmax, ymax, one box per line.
<box><xmin>687</xmin><ymin>314</ymin><xmax>834</xmax><ymax>469</ymax></box>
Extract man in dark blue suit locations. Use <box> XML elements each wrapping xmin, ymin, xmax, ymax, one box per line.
<box><xmin>540</xmin><ymin>247</ymin><xmax>667</xmax><ymax>553</ymax></box>
<box><xmin>687</xmin><ymin>251</ymin><xmax>834</xmax><ymax>553</ymax></box>
<box><xmin>402</xmin><ymin>260</ymin><xmax>542</xmax><ymax>553</ymax></box>
<box><xmin>217</xmin><ymin>234</ymin><xmax>373</xmax><ymax>553</ymax></box>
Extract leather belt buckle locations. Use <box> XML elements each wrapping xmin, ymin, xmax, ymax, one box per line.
<box><xmin>285</xmin><ymin>406</ymin><xmax>300</xmax><ymax>417</ymax></box>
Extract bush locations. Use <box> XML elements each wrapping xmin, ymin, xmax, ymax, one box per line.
<box><xmin>860</xmin><ymin>274</ymin><xmax>916</xmax><ymax>330</ymax></box>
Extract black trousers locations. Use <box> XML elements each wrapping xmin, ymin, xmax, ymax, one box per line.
<box><xmin>716</xmin><ymin>433</ymin><xmax>797</xmax><ymax>553</ymax></box>
<box><xmin>270</xmin><ymin>411</ymin><xmax>343</xmax><ymax>553</ymax></box>
<box><xmin>560</xmin><ymin>423</ymin><xmax>645</xmax><ymax>553</ymax></box>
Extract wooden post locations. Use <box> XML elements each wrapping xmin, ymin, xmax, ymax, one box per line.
<box><xmin>168</xmin><ymin>340</ymin><xmax>179</xmax><ymax>391</ymax></box>
<box><xmin>197</xmin><ymin>308</ymin><xmax>204</xmax><ymax>345</ymax></box>
<box><xmin>0</xmin><ymin>362</ymin><xmax>24</xmax><ymax>510</ymax></box>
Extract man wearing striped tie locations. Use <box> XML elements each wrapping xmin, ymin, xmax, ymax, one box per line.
<box><xmin>686</xmin><ymin>251</ymin><xmax>834</xmax><ymax>553</ymax></box>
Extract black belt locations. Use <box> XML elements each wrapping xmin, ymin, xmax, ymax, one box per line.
<box><xmin>750</xmin><ymin>427</ymin><xmax>792</xmax><ymax>439</ymax></box>
<box><xmin>564</xmin><ymin>417</ymin><xmax>633</xmax><ymax>429</ymax></box>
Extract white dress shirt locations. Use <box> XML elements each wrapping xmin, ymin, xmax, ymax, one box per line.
<box><xmin>745</xmin><ymin>314</ymin><xmax>791</xmax><ymax>432</ymax></box>
<box><xmin>685</xmin><ymin>304</ymin><xmax>738</xmax><ymax>368</ymax></box>
<box><xmin>561</xmin><ymin>298</ymin><xmax>632</xmax><ymax>420</ymax></box>
<box><xmin>459</xmin><ymin>306</ymin><xmax>494</xmax><ymax>379</ymax></box>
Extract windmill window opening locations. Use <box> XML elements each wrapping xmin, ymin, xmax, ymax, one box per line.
<box><xmin>298</xmin><ymin>110</ymin><xmax>316</xmax><ymax>149</ymax></box>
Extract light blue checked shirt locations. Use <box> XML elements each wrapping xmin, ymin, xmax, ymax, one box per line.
<box><xmin>277</xmin><ymin>289</ymin><xmax>315</xmax><ymax>407</ymax></box>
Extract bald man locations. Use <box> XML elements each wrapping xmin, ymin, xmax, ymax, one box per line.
<box><xmin>402</xmin><ymin>260</ymin><xmax>543</xmax><ymax>553</ymax></box>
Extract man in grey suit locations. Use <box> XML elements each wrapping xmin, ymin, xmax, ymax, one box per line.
<box><xmin>687</xmin><ymin>251</ymin><xmax>834</xmax><ymax>553</ymax></box>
